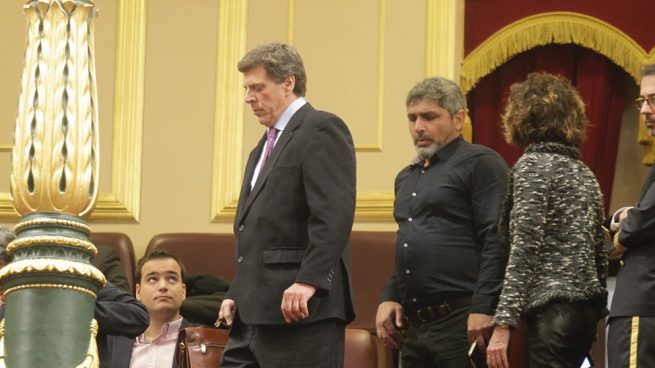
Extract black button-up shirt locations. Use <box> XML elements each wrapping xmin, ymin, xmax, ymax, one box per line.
<box><xmin>381</xmin><ymin>136</ymin><xmax>509</xmax><ymax>314</ymax></box>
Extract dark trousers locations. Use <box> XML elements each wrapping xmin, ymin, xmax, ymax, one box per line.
<box><xmin>220</xmin><ymin>314</ymin><xmax>345</xmax><ymax>368</ymax></box>
<box><xmin>523</xmin><ymin>301</ymin><xmax>598</xmax><ymax>368</ymax></box>
<box><xmin>608</xmin><ymin>316</ymin><xmax>655</xmax><ymax>368</ymax></box>
<box><xmin>401</xmin><ymin>305</ymin><xmax>474</xmax><ymax>368</ymax></box>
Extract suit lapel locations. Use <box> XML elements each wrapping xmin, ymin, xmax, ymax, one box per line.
<box><xmin>237</xmin><ymin>103</ymin><xmax>313</xmax><ymax>223</ymax></box>
<box><xmin>235</xmin><ymin>136</ymin><xmax>266</xmax><ymax>225</ymax></box>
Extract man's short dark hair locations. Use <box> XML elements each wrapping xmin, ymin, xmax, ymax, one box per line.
<box><xmin>405</xmin><ymin>76</ymin><xmax>466</xmax><ymax>117</ymax></box>
<box><xmin>135</xmin><ymin>249</ymin><xmax>186</xmax><ymax>285</ymax></box>
<box><xmin>0</xmin><ymin>226</ymin><xmax>15</xmax><ymax>265</ymax></box>
<box><xmin>238</xmin><ymin>42</ymin><xmax>307</xmax><ymax>97</ymax></box>
<box><xmin>640</xmin><ymin>64</ymin><xmax>655</xmax><ymax>77</ymax></box>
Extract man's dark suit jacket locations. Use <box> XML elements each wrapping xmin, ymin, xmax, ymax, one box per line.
<box><xmin>612</xmin><ymin>165</ymin><xmax>655</xmax><ymax>317</ymax></box>
<box><xmin>106</xmin><ymin>318</ymin><xmax>190</xmax><ymax>368</ymax></box>
<box><xmin>96</xmin><ymin>282</ymin><xmax>149</xmax><ymax>368</ymax></box>
<box><xmin>226</xmin><ymin>102</ymin><xmax>357</xmax><ymax>325</ymax></box>
<box><xmin>92</xmin><ymin>245</ymin><xmax>132</xmax><ymax>293</ymax></box>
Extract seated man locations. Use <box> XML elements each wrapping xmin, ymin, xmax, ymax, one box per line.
<box><xmin>107</xmin><ymin>250</ymin><xmax>189</xmax><ymax>368</ymax></box>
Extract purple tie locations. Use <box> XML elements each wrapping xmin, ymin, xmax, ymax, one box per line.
<box><xmin>261</xmin><ymin>128</ymin><xmax>278</xmax><ymax>167</ymax></box>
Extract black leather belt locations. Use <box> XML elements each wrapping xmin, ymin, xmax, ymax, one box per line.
<box><xmin>412</xmin><ymin>295</ymin><xmax>471</xmax><ymax>323</ymax></box>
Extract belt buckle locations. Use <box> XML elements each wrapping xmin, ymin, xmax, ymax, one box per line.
<box><xmin>417</xmin><ymin>306</ymin><xmax>435</xmax><ymax>322</ymax></box>
<box><xmin>437</xmin><ymin>302</ymin><xmax>451</xmax><ymax>315</ymax></box>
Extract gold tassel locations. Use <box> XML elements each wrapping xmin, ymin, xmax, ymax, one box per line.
<box><xmin>0</xmin><ymin>319</ymin><xmax>5</xmax><ymax>368</ymax></box>
<box><xmin>76</xmin><ymin>319</ymin><xmax>100</xmax><ymax>368</ymax></box>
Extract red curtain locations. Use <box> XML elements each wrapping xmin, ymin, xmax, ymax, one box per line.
<box><xmin>468</xmin><ymin>44</ymin><xmax>632</xmax><ymax>211</ymax></box>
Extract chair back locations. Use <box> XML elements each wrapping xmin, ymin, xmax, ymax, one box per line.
<box><xmin>146</xmin><ymin>233</ymin><xmax>236</xmax><ymax>281</ymax></box>
<box><xmin>89</xmin><ymin>232</ymin><xmax>137</xmax><ymax>291</ymax></box>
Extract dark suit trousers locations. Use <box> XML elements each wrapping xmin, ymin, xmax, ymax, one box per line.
<box><xmin>608</xmin><ymin>316</ymin><xmax>655</xmax><ymax>368</ymax></box>
<box><xmin>220</xmin><ymin>314</ymin><xmax>345</xmax><ymax>368</ymax></box>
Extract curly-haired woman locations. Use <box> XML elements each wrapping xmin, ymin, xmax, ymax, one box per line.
<box><xmin>486</xmin><ymin>72</ymin><xmax>608</xmax><ymax>368</ymax></box>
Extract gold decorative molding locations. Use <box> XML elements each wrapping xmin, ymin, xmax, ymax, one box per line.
<box><xmin>11</xmin><ymin>1</ymin><xmax>100</xmax><ymax>218</ymax></box>
<box><xmin>461</xmin><ymin>12</ymin><xmax>653</xmax><ymax>94</ymax></box>
<box><xmin>425</xmin><ymin>0</ymin><xmax>468</xmax><ymax>141</ymax></box>
<box><xmin>425</xmin><ymin>0</ymin><xmax>464</xmax><ymax>80</ymax></box>
<box><xmin>14</xmin><ymin>217</ymin><xmax>92</xmax><ymax>234</ymax></box>
<box><xmin>0</xmin><ymin>258</ymin><xmax>106</xmax><ymax>285</ymax></box>
<box><xmin>94</xmin><ymin>0</ymin><xmax>147</xmax><ymax>222</ymax></box>
<box><xmin>7</xmin><ymin>236</ymin><xmax>98</xmax><ymax>255</ymax></box>
<box><xmin>354</xmin><ymin>192</ymin><xmax>394</xmax><ymax>222</ymax></box>
<box><xmin>352</xmin><ymin>0</ymin><xmax>386</xmax><ymax>152</ymax></box>
<box><xmin>287</xmin><ymin>0</ymin><xmax>294</xmax><ymax>45</ymax></box>
<box><xmin>0</xmin><ymin>0</ymin><xmax>146</xmax><ymax>222</ymax></box>
<box><xmin>3</xmin><ymin>283</ymin><xmax>98</xmax><ymax>299</ymax></box>
<box><xmin>211</xmin><ymin>0</ymin><xmax>248</xmax><ymax>222</ymax></box>
<box><xmin>0</xmin><ymin>145</ymin><xmax>10</xmax><ymax>153</ymax></box>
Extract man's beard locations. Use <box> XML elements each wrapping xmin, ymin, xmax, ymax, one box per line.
<box><xmin>414</xmin><ymin>140</ymin><xmax>441</xmax><ymax>160</ymax></box>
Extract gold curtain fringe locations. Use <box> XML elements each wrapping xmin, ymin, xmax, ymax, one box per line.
<box><xmin>461</xmin><ymin>11</ymin><xmax>655</xmax><ymax>164</ymax></box>
<box><xmin>461</xmin><ymin>12</ymin><xmax>649</xmax><ymax>94</ymax></box>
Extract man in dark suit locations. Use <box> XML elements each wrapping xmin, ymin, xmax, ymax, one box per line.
<box><xmin>607</xmin><ymin>63</ymin><xmax>655</xmax><ymax>367</ymax></box>
<box><xmin>92</xmin><ymin>244</ymin><xmax>132</xmax><ymax>292</ymax></box>
<box><xmin>218</xmin><ymin>42</ymin><xmax>357</xmax><ymax>368</ymax></box>
<box><xmin>107</xmin><ymin>250</ymin><xmax>189</xmax><ymax>368</ymax></box>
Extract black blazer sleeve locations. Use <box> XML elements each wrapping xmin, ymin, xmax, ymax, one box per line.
<box><xmin>95</xmin><ymin>282</ymin><xmax>149</xmax><ymax>337</ymax></box>
<box><xmin>294</xmin><ymin>115</ymin><xmax>356</xmax><ymax>292</ymax></box>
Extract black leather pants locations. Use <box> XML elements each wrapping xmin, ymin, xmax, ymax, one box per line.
<box><xmin>523</xmin><ymin>301</ymin><xmax>599</xmax><ymax>368</ymax></box>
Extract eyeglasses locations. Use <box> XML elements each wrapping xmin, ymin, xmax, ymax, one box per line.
<box><xmin>635</xmin><ymin>94</ymin><xmax>655</xmax><ymax>111</ymax></box>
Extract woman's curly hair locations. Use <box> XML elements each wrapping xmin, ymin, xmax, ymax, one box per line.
<box><xmin>502</xmin><ymin>72</ymin><xmax>587</xmax><ymax>148</ymax></box>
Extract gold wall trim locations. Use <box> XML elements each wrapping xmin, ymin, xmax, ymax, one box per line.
<box><xmin>211</xmin><ymin>0</ymin><xmax>248</xmax><ymax>222</ymax></box>
<box><xmin>96</xmin><ymin>0</ymin><xmax>147</xmax><ymax>222</ymax></box>
<box><xmin>353</xmin><ymin>0</ymin><xmax>385</xmax><ymax>153</ymax></box>
<box><xmin>211</xmin><ymin>0</ymin><xmax>394</xmax><ymax>222</ymax></box>
<box><xmin>287</xmin><ymin>0</ymin><xmax>295</xmax><ymax>45</ymax></box>
<box><xmin>426</xmin><ymin>0</ymin><xmax>468</xmax><ymax>141</ymax></box>
<box><xmin>0</xmin><ymin>0</ymin><xmax>147</xmax><ymax>222</ymax></box>
<box><xmin>355</xmin><ymin>192</ymin><xmax>394</xmax><ymax>222</ymax></box>
<box><xmin>461</xmin><ymin>11</ymin><xmax>653</xmax><ymax>94</ymax></box>
<box><xmin>0</xmin><ymin>145</ymin><xmax>10</xmax><ymax>153</ymax></box>
<box><xmin>425</xmin><ymin>0</ymin><xmax>464</xmax><ymax>79</ymax></box>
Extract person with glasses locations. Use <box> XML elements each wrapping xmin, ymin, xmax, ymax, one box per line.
<box><xmin>605</xmin><ymin>64</ymin><xmax>655</xmax><ymax>368</ymax></box>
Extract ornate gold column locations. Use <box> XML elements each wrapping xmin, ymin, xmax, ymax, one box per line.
<box><xmin>1</xmin><ymin>0</ymin><xmax>105</xmax><ymax>366</ymax></box>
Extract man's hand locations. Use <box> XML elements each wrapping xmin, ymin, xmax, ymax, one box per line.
<box><xmin>375</xmin><ymin>301</ymin><xmax>406</xmax><ymax>349</ymax></box>
<box><xmin>281</xmin><ymin>282</ymin><xmax>316</xmax><ymax>323</ymax></box>
<box><xmin>487</xmin><ymin>326</ymin><xmax>511</xmax><ymax>368</ymax></box>
<box><xmin>618</xmin><ymin>207</ymin><xmax>632</xmax><ymax>224</ymax></box>
<box><xmin>218</xmin><ymin>299</ymin><xmax>236</xmax><ymax>326</ymax></box>
<box><xmin>467</xmin><ymin>313</ymin><xmax>493</xmax><ymax>353</ymax></box>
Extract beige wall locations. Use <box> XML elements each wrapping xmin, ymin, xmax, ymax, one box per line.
<box><xmin>0</xmin><ymin>0</ymin><xmax>648</xmax><ymax>258</ymax></box>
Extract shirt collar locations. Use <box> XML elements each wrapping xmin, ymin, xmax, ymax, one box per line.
<box><xmin>273</xmin><ymin>97</ymin><xmax>306</xmax><ymax>132</ymax></box>
<box><xmin>135</xmin><ymin>316</ymin><xmax>183</xmax><ymax>343</ymax></box>
<box><xmin>410</xmin><ymin>135</ymin><xmax>464</xmax><ymax>167</ymax></box>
